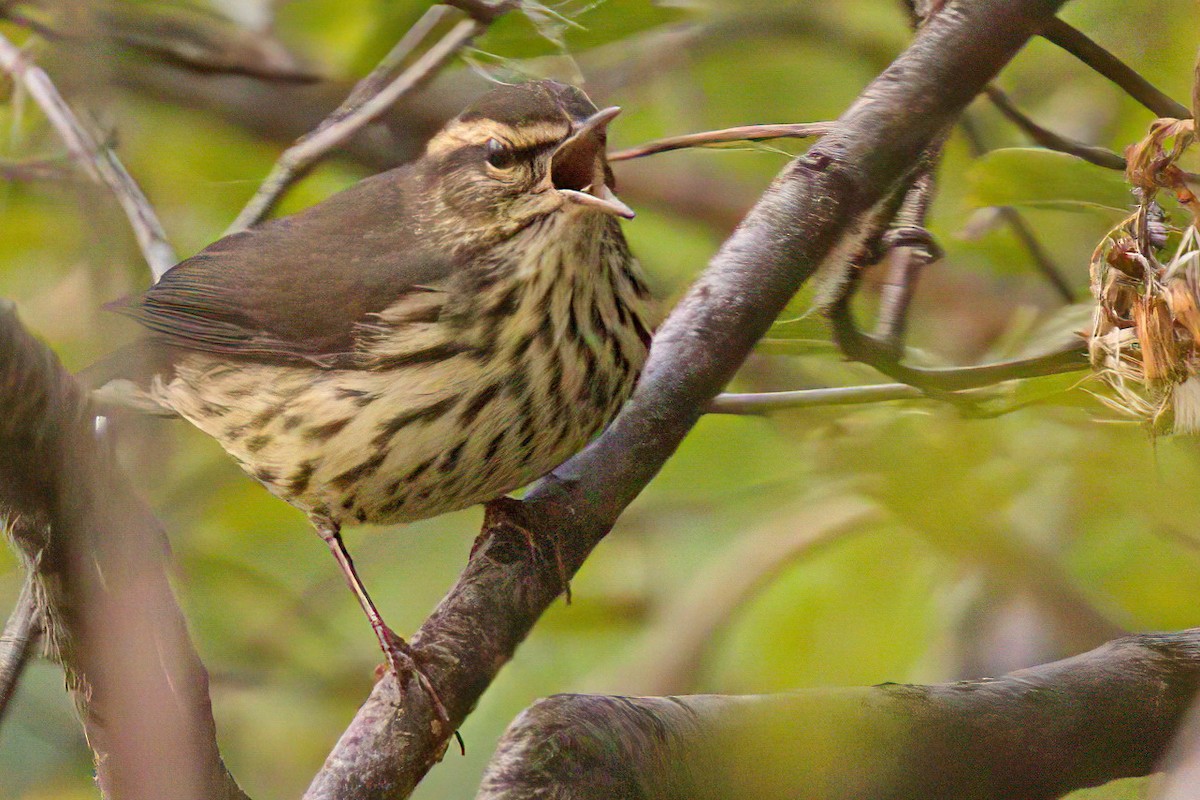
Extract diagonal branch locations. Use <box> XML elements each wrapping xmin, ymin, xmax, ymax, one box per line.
<box><xmin>1039</xmin><ymin>17</ymin><xmax>1190</xmax><ymax>119</ymax></box>
<box><xmin>956</xmin><ymin>113</ymin><xmax>1077</xmax><ymax>301</ymax></box>
<box><xmin>301</xmin><ymin>2</ymin><xmax>1069</xmax><ymax>798</ymax></box>
<box><xmin>0</xmin><ymin>31</ymin><xmax>176</xmax><ymax>280</ymax></box>
<box><xmin>984</xmin><ymin>84</ymin><xmax>1127</xmax><ymax>170</ymax></box>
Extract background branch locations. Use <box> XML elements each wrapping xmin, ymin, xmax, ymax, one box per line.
<box><xmin>0</xmin><ymin>31</ymin><xmax>176</xmax><ymax>280</ymax></box>
<box><xmin>478</xmin><ymin>629</ymin><xmax>1200</xmax><ymax>800</ymax></box>
<box><xmin>228</xmin><ymin>5</ymin><xmax>505</xmax><ymax>232</ymax></box>
<box><xmin>956</xmin><ymin>114</ymin><xmax>1077</xmax><ymax>300</ymax></box>
<box><xmin>1039</xmin><ymin>17</ymin><xmax>1190</xmax><ymax>119</ymax></box>
<box><xmin>984</xmin><ymin>84</ymin><xmax>1126</xmax><ymax>170</ymax></box>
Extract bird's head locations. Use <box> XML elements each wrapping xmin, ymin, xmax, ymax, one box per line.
<box><xmin>420</xmin><ymin>80</ymin><xmax>632</xmax><ymax>241</ymax></box>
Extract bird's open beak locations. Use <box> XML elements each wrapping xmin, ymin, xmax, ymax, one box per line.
<box><xmin>552</xmin><ymin>106</ymin><xmax>635</xmax><ymax>219</ymax></box>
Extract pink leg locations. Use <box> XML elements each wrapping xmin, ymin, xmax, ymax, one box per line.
<box><xmin>311</xmin><ymin>516</ymin><xmax>448</xmax><ymax>723</ymax></box>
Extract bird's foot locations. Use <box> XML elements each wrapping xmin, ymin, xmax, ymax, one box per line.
<box><xmin>374</xmin><ymin>624</ymin><xmax>449</xmax><ymax>726</ymax></box>
<box><xmin>478</xmin><ymin>497</ymin><xmax>572</xmax><ymax>604</ymax></box>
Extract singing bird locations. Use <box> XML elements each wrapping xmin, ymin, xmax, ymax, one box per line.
<box><xmin>97</xmin><ymin>80</ymin><xmax>654</xmax><ymax>714</ymax></box>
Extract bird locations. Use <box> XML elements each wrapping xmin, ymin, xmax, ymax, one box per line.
<box><xmin>93</xmin><ymin>80</ymin><xmax>654</xmax><ymax>717</ymax></box>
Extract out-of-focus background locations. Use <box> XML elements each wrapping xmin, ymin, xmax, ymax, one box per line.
<box><xmin>0</xmin><ymin>1</ymin><xmax>1196</xmax><ymax>798</ymax></box>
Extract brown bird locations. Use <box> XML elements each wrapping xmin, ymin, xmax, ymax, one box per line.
<box><xmin>96</xmin><ymin>80</ymin><xmax>654</xmax><ymax>715</ymax></box>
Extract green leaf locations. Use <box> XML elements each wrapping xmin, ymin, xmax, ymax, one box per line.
<box><xmin>966</xmin><ymin>148</ymin><xmax>1133</xmax><ymax>216</ymax></box>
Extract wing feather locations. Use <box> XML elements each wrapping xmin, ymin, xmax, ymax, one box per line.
<box><xmin>112</xmin><ymin>166</ymin><xmax>454</xmax><ymax>368</ymax></box>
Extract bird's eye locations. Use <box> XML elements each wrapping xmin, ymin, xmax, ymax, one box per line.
<box><xmin>485</xmin><ymin>138</ymin><xmax>516</xmax><ymax>169</ymax></box>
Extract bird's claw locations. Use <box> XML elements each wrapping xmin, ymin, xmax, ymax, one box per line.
<box><xmin>376</xmin><ymin>625</ymin><xmax>450</xmax><ymax>726</ymax></box>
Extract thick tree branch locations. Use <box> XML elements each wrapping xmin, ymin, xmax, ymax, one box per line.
<box><xmin>478</xmin><ymin>629</ymin><xmax>1200</xmax><ymax>800</ymax></box>
<box><xmin>0</xmin><ymin>306</ymin><xmax>246</xmax><ymax>800</ymax></box>
<box><xmin>302</xmin><ymin>2</ymin><xmax>1068</xmax><ymax>798</ymax></box>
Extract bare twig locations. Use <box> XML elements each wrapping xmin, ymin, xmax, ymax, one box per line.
<box><xmin>1040</xmin><ymin>17</ymin><xmax>1190</xmax><ymax>119</ymax></box>
<box><xmin>0</xmin><ymin>31</ymin><xmax>176</xmax><ymax>280</ymax></box>
<box><xmin>872</xmin><ymin>161</ymin><xmax>943</xmax><ymax>350</ymax></box>
<box><xmin>1000</xmin><ymin>205</ymin><xmax>1077</xmax><ymax>301</ymax></box>
<box><xmin>609</xmin><ymin>122</ymin><xmax>835</xmax><ymax>162</ymax></box>
<box><xmin>0</xmin><ymin>155</ymin><xmax>73</xmax><ymax>181</ymax></box>
<box><xmin>444</xmin><ymin>0</ymin><xmax>520</xmax><ymax>23</ymax></box>
<box><xmin>341</xmin><ymin>6</ymin><xmax>454</xmax><ymax>109</ymax></box>
<box><xmin>707</xmin><ymin>384</ymin><xmax>923</xmax><ymax>414</ymax></box>
<box><xmin>830</xmin><ymin>297</ymin><xmax>1089</xmax><ymax>393</ymax></box>
<box><xmin>227</xmin><ymin>7</ymin><xmax>499</xmax><ymax>232</ymax></box>
<box><xmin>709</xmin><ymin>341</ymin><xmax>1088</xmax><ymax>416</ymax></box>
<box><xmin>0</xmin><ymin>573</ymin><xmax>40</xmax><ymax>722</ymax></box>
<box><xmin>984</xmin><ymin>85</ymin><xmax>1126</xmax><ymax>170</ymax></box>
<box><xmin>957</xmin><ymin>114</ymin><xmax>1077</xmax><ymax>301</ymax></box>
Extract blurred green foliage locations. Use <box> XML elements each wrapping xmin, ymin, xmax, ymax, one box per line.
<box><xmin>1</xmin><ymin>0</ymin><xmax>1199</xmax><ymax>798</ymax></box>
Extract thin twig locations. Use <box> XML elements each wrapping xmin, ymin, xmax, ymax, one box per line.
<box><xmin>707</xmin><ymin>383</ymin><xmax>923</xmax><ymax>415</ymax></box>
<box><xmin>872</xmin><ymin>155</ymin><xmax>944</xmax><ymax>349</ymax></box>
<box><xmin>227</xmin><ymin>10</ymin><xmax>492</xmax><ymax>233</ymax></box>
<box><xmin>958</xmin><ymin>114</ymin><xmax>1076</xmax><ymax>301</ymax></box>
<box><xmin>709</xmin><ymin>340</ymin><xmax>1090</xmax><ymax>416</ymax></box>
<box><xmin>0</xmin><ymin>573</ymin><xmax>40</xmax><ymax>722</ymax></box>
<box><xmin>608</xmin><ymin>122</ymin><xmax>834</xmax><ymax>162</ymax></box>
<box><xmin>984</xmin><ymin>85</ymin><xmax>1126</xmax><ymax>170</ymax></box>
<box><xmin>831</xmin><ymin>291</ymin><xmax>1090</xmax><ymax>393</ymax></box>
<box><xmin>342</xmin><ymin>6</ymin><xmax>454</xmax><ymax>109</ymax></box>
<box><xmin>1040</xmin><ymin>17</ymin><xmax>1190</xmax><ymax>119</ymax></box>
<box><xmin>0</xmin><ymin>31</ymin><xmax>176</xmax><ymax>280</ymax></box>
<box><xmin>0</xmin><ymin>155</ymin><xmax>73</xmax><ymax>181</ymax></box>
<box><xmin>1000</xmin><ymin>205</ymin><xmax>1076</xmax><ymax>301</ymax></box>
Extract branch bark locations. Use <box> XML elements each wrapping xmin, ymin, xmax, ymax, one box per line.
<box><xmin>0</xmin><ymin>574</ymin><xmax>39</xmax><ymax>722</ymax></box>
<box><xmin>303</xmin><ymin>1</ymin><xmax>1068</xmax><ymax>797</ymax></box>
<box><xmin>478</xmin><ymin>629</ymin><xmax>1200</xmax><ymax>800</ymax></box>
<box><xmin>0</xmin><ymin>305</ymin><xmax>246</xmax><ymax>800</ymax></box>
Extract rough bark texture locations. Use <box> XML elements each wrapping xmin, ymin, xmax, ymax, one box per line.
<box><xmin>304</xmin><ymin>1</ymin><xmax>1068</xmax><ymax>798</ymax></box>
<box><xmin>479</xmin><ymin>630</ymin><xmax>1200</xmax><ymax>800</ymax></box>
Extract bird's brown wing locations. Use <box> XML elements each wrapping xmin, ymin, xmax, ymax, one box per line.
<box><xmin>112</xmin><ymin>167</ymin><xmax>454</xmax><ymax>368</ymax></box>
